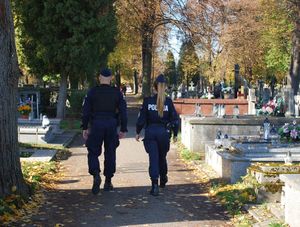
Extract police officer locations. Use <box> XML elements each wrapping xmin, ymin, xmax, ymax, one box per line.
<box><xmin>82</xmin><ymin>68</ymin><xmax>128</xmax><ymax>195</ymax></box>
<box><xmin>136</xmin><ymin>74</ymin><xmax>179</xmax><ymax>196</ymax></box>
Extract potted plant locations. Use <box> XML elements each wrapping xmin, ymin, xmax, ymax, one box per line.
<box><xmin>18</xmin><ymin>102</ymin><xmax>31</xmax><ymax>119</ymax></box>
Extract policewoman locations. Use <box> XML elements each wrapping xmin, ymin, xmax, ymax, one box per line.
<box><xmin>82</xmin><ymin>69</ymin><xmax>128</xmax><ymax>194</ymax></box>
<box><xmin>136</xmin><ymin>74</ymin><xmax>179</xmax><ymax>196</ymax></box>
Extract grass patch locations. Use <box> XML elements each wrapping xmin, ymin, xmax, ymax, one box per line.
<box><xmin>210</xmin><ymin>181</ymin><xmax>256</xmax><ymax>215</ymax></box>
<box><xmin>20</xmin><ymin>151</ymin><xmax>33</xmax><ymax>158</ymax></box>
<box><xmin>19</xmin><ymin>142</ymin><xmax>65</xmax><ymax>151</ymax></box>
<box><xmin>268</xmin><ymin>222</ymin><xmax>289</xmax><ymax>227</ymax></box>
<box><xmin>177</xmin><ymin>141</ymin><xmax>202</xmax><ymax>161</ymax></box>
<box><xmin>180</xmin><ymin>148</ymin><xmax>202</xmax><ymax>161</ymax></box>
<box><xmin>60</xmin><ymin>119</ymin><xmax>81</xmax><ymax>130</ymax></box>
<box><xmin>210</xmin><ymin>174</ymin><xmax>258</xmax><ymax>215</ymax></box>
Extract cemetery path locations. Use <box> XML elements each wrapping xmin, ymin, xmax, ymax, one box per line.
<box><xmin>19</xmin><ymin>95</ymin><xmax>232</xmax><ymax>227</ymax></box>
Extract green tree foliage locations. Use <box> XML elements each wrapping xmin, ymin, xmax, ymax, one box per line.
<box><xmin>261</xmin><ymin>0</ymin><xmax>293</xmax><ymax>82</ymax></box>
<box><xmin>13</xmin><ymin>0</ymin><xmax>117</xmax><ymax>118</ymax></box>
<box><xmin>218</xmin><ymin>0</ymin><xmax>294</xmax><ymax>85</ymax></box>
<box><xmin>164</xmin><ymin>51</ymin><xmax>177</xmax><ymax>86</ymax></box>
<box><xmin>177</xmin><ymin>41</ymin><xmax>200</xmax><ymax>86</ymax></box>
<box><xmin>108</xmin><ymin>18</ymin><xmax>141</xmax><ymax>84</ymax></box>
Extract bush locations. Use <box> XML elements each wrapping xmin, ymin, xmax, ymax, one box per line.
<box><xmin>67</xmin><ymin>90</ymin><xmax>87</xmax><ymax>118</ymax></box>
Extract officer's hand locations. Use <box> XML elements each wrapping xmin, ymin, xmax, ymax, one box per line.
<box><xmin>83</xmin><ymin>130</ymin><xmax>89</xmax><ymax>141</ymax></box>
<box><xmin>119</xmin><ymin>131</ymin><xmax>126</xmax><ymax>139</ymax></box>
<box><xmin>135</xmin><ymin>134</ymin><xmax>140</xmax><ymax>142</ymax></box>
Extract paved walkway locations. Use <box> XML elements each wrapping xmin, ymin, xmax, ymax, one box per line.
<box><xmin>19</xmin><ymin>95</ymin><xmax>232</xmax><ymax>227</ymax></box>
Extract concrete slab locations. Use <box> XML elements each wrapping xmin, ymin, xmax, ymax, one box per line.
<box><xmin>20</xmin><ymin>149</ymin><xmax>57</xmax><ymax>162</ymax></box>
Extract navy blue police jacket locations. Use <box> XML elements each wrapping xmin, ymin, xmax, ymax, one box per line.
<box><xmin>82</xmin><ymin>84</ymin><xmax>128</xmax><ymax>132</ymax></box>
<box><xmin>136</xmin><ymin>95</ymin><xmax>179</xmax><ymax>136</ymax></box>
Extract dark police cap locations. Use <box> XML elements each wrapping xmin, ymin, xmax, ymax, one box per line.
<box><xmin>155</xmin><ymin>74</ymin><xmax>166</xmax><ymax>83</ymax></box>
<box><xmin>100</xmin><ymin>68</ymin><xmax>112</xmax><ymax>77</ymax></box>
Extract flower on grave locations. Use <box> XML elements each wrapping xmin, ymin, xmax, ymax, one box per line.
<box><xmin>266</xmin><ymin>106</ymin><xmax>274</xmax><ymax>114</ymax></box>
<box><xmin>290</xmin><ymin>129</ymin><xmax>298</xmax><ymax>139</ymax></box>
<box><xmin>257</xmin><ymin>95</ymin><xmax>286</xmax><ymax>116</ymax></box>
<box><xmin>278</xmin><ymin>122</ymin><xmax>300</xmax><ymax>141</ymax></box>
<box><xmin>18</xmin><ymin>102</ymin><xmax>31</xmax><ymax>115</ymax></box>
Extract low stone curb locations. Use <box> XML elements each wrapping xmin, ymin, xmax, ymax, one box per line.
<box><xmin>20</xmin><ymin>149</ymin><xmax>57</xmax><ymax>162</ymax></box>
<box><xmin>62</xmin><ymin>131</ymin><xmax>79</xmax><ymax>147</ymax></box>
<box><xmin>244</xmin><ymin>204</ymin><xmax>284</xmax><ymax>226</ymax></box>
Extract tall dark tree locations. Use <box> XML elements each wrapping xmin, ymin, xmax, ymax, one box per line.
<box><xmin>177</xmin><ymin>40</ymin><xmax>200</xmax><ymax>87</ymax></box>
<box><xmin>0</xmin><ymin>0</ymin><xmax>29</xmax><ymax>198</ymax></box>
<box><xmin>287</xmin><ymin>1</ymin><xmax>300</xmax><ymax>95</ymax></box>
<box><xmin>164</xmin><ymin>51</ymin><xmax>177</xmax><ymax>86</ymax></box>
<box><xmin>13</xmin><ymin>0</ymin><xmax>117</xmax><ymax>118</ymax></box>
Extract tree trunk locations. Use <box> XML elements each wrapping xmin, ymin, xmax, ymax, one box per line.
<box><xmin>56</xmin><ymin>73</ymin><xmax>68</xmax><ymax>119</ymax></box>
<box><xmin>287</xmin><ymin>4</ymin><xmax>300</xmax><ymax>116</ymax></box>
<box><xmin>134</xmin><ymin>70</ymin><xmax>138</xmax><ymax>94</ymax></box>
<box><xmin>289</xmin><ymin>29</ymin><xmax>300</xmax><ymax>96</ymax></box>
<box><xmin>0</xmin><ymin>0</ymin><xmax>29</xmax><ymax>198</ymax></box>
<box><xmin>141</xmin><ymin>28</ymin><xmax>153</xmax><ymax>97</ymax></box>
<box><xmin>69</xmin><ymin>76</ymin><xmax>78</xmax><ymax>90</ymax></box>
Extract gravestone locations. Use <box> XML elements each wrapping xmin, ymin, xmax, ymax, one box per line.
<box><xmin>284</xmin><ymin>87</ymin><xmax>295</xmax><ymax>117</ymax></box>
<box><xmin>234</xmin><ymin>64</ymin><xmax>240</xmax><ymax>98</ymax></box>
<box><xmin>262</xmin><ymin>86</ymin><xmax>271</xmax><ymax>104</ymax></box>
<box><xmin>258</xmin><ymin>80</ymin><xmax>264</xmax><ymax>101</ymax></box>
<box><xmin>280</xmin><ymin>174</ymin><xmax>300</xmax><ymax>227</ymax></box>
<box><xmin>247</xmin><ymin>89</ymin><xmax>256</xmax><ymax>115</ymax></box>
<box><xmin>295</xmin><ymin>95</ymin><xmax>300</xmax><ymax>117</ymax></box>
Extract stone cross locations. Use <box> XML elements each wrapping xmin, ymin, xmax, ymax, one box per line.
<box><xmin>190</xmin><ymin>81</ymin><xmax>195</xmax><ymax>91</ymax></box>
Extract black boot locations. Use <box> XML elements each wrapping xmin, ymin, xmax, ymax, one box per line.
<box><xmin>104</xmin><ymin>178</ymin><xmax>114</xmax><ymax>191</ymax></box>
<box><xmin>92</xmin><ymin>173</ymin><xmax>101</xmax><ymax>195</ymax></box>
<box><xmin>150</xmin><ymin>179</ymin><xmax>159</xmax><ymax>196</ymax></box>
<box><xmin>160</xmin><ymin>175</ymin><xmax>168</xmax><ymax>188</ymax></box>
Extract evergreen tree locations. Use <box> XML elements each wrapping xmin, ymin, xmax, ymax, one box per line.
<box><xmin>164</xmin><ymin>51</ymin><xmax>177</xmax><ymax>86</ymax></box>
<box><xmin>13</xmin><ymin>0</ymin><xmax>117</xmax><ymax>118</ymax></box>
<box><xmin>177</xmin><ymin>41</ymin><xmax>200</xmax><ymax>87</ymax></box>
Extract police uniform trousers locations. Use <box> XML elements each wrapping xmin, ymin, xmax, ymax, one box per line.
<box><xmin>86</xmin><ymin>118</ymin><xmax>119</xmax><ymax>177</ymax></box>
<box><xmin>143</xmin><ymin>124</ymin><xmax>170</xmax><ymax>180</ymax></box>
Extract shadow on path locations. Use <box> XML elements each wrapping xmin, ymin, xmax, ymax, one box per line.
<box><xmin>26</xmin><ymin>182</ymin><xmax>230</xmax><ymax>227</ymax></box>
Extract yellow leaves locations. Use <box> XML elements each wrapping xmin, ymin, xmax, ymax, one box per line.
<box><xmin>0</xmin><ymin>213</ymin><xmax>13</xmax><ymax>222</ymax></box>
<box><xmin>1</xmin><ymin>162</ymin><xmax>61</xmax><ymax>225</ymax></box>
<box><xmin>220</xmin><ymin>199</ymin><xmax>227</xmax><ymax>204</ymax></box>
<box><xmin>55</xmin><ymin>224</ymin><xmax>65</xmax><ymax>227</ymax></box>
<box><xmin>240</xmin><ymin>191</ymin><xmax>249</xmax><ymax>199</ymax></box>
<box><xmin>21</xmin><ymin>161</ymin><xmax>61</xmax><ymax>189</ymax></box>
